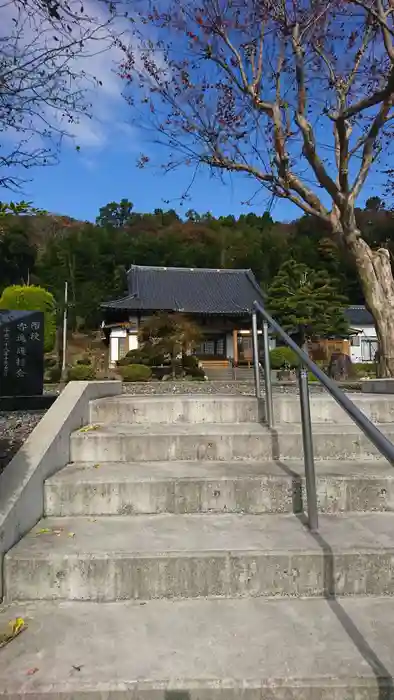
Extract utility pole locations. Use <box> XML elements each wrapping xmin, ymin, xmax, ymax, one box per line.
<box><xmin>61</xmin><ymin>281</ymin><xmax>68</xmax><ymax>381</ymax></box>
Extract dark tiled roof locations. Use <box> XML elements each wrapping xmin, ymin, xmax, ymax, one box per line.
<box><xmin>344</xmin><ymin>305</ymin><xmax>374</xmax><ymax>326</ymax></box>
<box><xmin>102</xmin><ymin>265</ymin><xmax>265</xmax><ymax>315</ymax></box>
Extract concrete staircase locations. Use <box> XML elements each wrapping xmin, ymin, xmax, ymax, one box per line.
<box><xmin>2</xmin><ymin>393</ymin><xmax>394</xmax><ymax>697</ymax></box>
<box><xmin>201</xmin><ymin>364</ymin><xmax>257</xmax><ymax>381</ymax></box>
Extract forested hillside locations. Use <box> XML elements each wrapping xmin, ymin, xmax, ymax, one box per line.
<box><xmin>1</xmin><ymin>197</ymin><xmax>392</xmax><ymax>331</ymax></box>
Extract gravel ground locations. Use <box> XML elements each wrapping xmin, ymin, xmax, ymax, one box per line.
<box><xmin>121</xmin><ymin>380</ymin><xmax>329</xmax><ymax>395</ymax></box>
<box><xmin>0</xmin><ymin>410</ymin><xmax>46</xmax><ymax>476</ymax></box>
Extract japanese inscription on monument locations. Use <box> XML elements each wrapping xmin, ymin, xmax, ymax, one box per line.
<box><xmin>0</xmin><ymin>310</ymin><xmax>44</xmax><ymax>396</ymax></box>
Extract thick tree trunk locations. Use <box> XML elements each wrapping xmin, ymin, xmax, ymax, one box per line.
<box><xmin>347</xmin><ymin>236</ymin><xmax>394</xmax><ymax>377</ymax></box>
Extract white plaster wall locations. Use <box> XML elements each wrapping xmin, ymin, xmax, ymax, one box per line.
<box><xmin>350</xmin><ymin>324</ymin><xmax>378</xmax><ymax>363</ymax></box>
<box><xmin>111</xmin><ymin>328</ymin><xmax>127</xmax><ymax>338</ymax></box>
<box><xmin>109</xmin><ymin>328</ymin><xmax>127</xmax><ymax>366</ymax></box>
<box><xmin>128</xmin><ymin>334</ymin><xmax>139</xmax><ymax>351</ymax></box>
<box><xmin>269</xmin><ymin>336</ymin><xmax>276</xmax><ymax>351</ymax></box>
<box><xmin>109</xmin><ymin>336</ymin><xmax>118</xmax><ymax>367</ymax></box>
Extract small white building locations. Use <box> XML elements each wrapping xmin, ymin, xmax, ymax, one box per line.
<box><xmin>345</xmin><ymin>306</ymin><xmax>378</xmax><ymax>363</ymax></box>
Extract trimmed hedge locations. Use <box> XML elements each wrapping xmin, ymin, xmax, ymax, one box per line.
<box><xmin>269</xmin><ymin>347</ymin><xmax>300</xmax><ymax>369</ymax></box>
<box><xmin>119</xmin><ymin>348</ymin><xmax>168</xmax><ymax>367</ymax></box>
<box><xmin>182</xmin><ymin>354</ymin><xmax>199</xmax><ymax>370</ymax></box>
<box><xmin>76</xmin><ymin>354</ymin><xmax>92</xmax><ymax>366</ymax></box>
<box><xmin>119</xmin><ymin>363</ymin><xmax>152</xmax><ymax>382</ymax></box>
<box><xmin>0</xmin><ymin>284</ymin><xmax>56</xmax><ymax>352</ymax></box>
<box><xmin>46</xmin><ymin>365</ymin><xmax>62</xmax><ymax>383</ymax></box>
<box><xmin>353</xmin><ymin>362</ymin><xmax>377</xmax><ymax>377</ymax></box>
<box><xmin>67</xmin><ymin>364</ymin><xmax>96</xmax><ymax>381</ymax></box>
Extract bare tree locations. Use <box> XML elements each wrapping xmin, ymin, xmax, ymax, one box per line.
<box><xmin>119</xmin><ymin>0</ymin><xmax>394</xmax><ymax>376</ymax></box>
<box><xmin>0</xmin><ymin>0</ymin><xmax>115</xmax><ymax>189</ymax></box>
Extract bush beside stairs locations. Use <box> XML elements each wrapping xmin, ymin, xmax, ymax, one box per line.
<box><xmin>1</xmin><ymin>392</ymin><xmax>394</xmax><ymax>697</ymax></box>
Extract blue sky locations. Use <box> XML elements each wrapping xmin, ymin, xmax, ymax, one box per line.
<box><xmin>1</xmin><ymin>132</ymin><xmax>379</xmax><ymax>224</ymax></box>
<box><xmin>5</xmin><ymin>147</ymin><xmax>303</xmax><ymax>223</ymax></box>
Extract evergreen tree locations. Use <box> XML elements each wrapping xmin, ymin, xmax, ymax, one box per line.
<box><xmin>266</xmin><ymin>259</ymin><xmax>349</xmax><ymax>346</ymax></box>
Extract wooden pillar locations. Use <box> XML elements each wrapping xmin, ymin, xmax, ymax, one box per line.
<box><xmin>233</xmin><ymin>329</ymin><xmax>238</xmax><ymax>365</ymax></box>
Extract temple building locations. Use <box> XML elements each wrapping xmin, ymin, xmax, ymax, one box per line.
<box><xmin>101</xmin><ymin>265</ymin><xmax>267</xmax><ymax>368</ymax></box>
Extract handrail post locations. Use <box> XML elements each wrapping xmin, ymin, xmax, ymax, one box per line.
<box><xmin>298</xmin><ymin>364</ymin><xmax>318</xmax><ymax>532</ymax></box>
<box><xmin>252</xmin><ymin>312</ymin><xmax>261</xmax><ymax>398</ymax></box>
<box><xmin>262</xmin><ymin>320</ymin><xmax>274</xmax><ymax>428</ymax></box>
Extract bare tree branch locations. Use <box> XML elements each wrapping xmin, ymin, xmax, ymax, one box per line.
<box><xmin>351</xmin><ymin>94</ymin><xmax>393</xmax><ymax>199</ymax></box>
<box><xmin>350</xmin><ymin>0</ymin><xmax>394</xmax><ymax>41</ymax></box>
<box><xmin>291</xmin><ymin>24</ymin><xmax>341</xmax><ymax>205</ymax></box>
<box><xmin>121</xmin><ymin>0</ymin><xmax>394</xmax><ymax>227</ymax></box>
<box><xmin>0</xmin><ymin>0</ymin><xmax>116</xmax><ymax>188</ymax></box>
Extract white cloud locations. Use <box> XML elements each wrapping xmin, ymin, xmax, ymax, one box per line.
<box><xmin>1</xmin><ymin>0</ymin><xmax>138</xmax><ymax>156</ymax></box>
<box><xmin>64</xmin><ymin>4</ymin><xmax>127</xmax><ymax>149</ymax></box>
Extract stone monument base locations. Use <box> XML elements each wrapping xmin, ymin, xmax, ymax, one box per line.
<box><xmin>0</xmin><ymin>394</ymin><xmax>58</xmax><ymax>412</ymax></box>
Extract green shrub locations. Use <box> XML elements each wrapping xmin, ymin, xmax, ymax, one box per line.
<box><xmin>67</xmin><ymin>364</ymin><xmax>96</xmax><ymax>381</ymax></box>
<box><xmin>269</xmin><ymin>347</ymin><xmax>300</xmax><ymax>369</ymax></box>
<box><xmin>182</xmin><ymin>354</ymin><xmax>199</xmax><ymax>370</ymax></box>
<box><xmin>46</xmin><ymin>365</ymin><xmax>62</xmax><ymax>383</ymax></box>
<box><xmin>0</xmin><ymin>284</ymin><xmax>56</xmax><ymax>352</ymax></box>
<box><xmin>124</xmin><ymin>348</ymin><xmax>150</xmax><ymax>364</ymax></box>
<box><xmin>121</xmin><ymin>348</ymin><xmax>168</xmax><ymax>367</ymax></box>
<box><xmin>117</xmin><ymin>356</ymin><xmax>133</xmax><ymax>367</ymax></box>
<box><xmin>186</xmin><ymin>365</ymin><xmax>205</xmax><ymax>379</ymax></box>
<box><xmin>353</xmin><ymin>362</ymin><xmax>377</xmax><ymax>377</ymax></box>
<box><xmin>44</xmin><ymin>356</ymin><xmax>57</xmax><ymax>369</ymax></box>
<box><xmin>76</xmin><ymin>354</ymin><xmax>92</xmax><ymax>366</ymax></box>
<box><xmin>119</xmin><ymin>363</ymin><xmax>152</xmax><ymax>382</ymax></box>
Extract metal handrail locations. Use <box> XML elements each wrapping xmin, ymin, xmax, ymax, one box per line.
<box><xmin>252</xmin><ymin>300</ymin><xmax>394</xmax><ymax>532</ymax></box>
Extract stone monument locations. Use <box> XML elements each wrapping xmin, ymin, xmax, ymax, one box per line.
<box><xmin>0</xmin><ymin>309</ymin><xmax>49</xmax><ymax>409</ymax></box>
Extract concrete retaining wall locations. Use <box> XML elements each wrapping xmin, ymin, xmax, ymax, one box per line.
<box><xmin>362</xmin><ymin>379</ymin><xmax>394</xmax><ymax>394</ymax></box>
<box><xmin>0</xmin><ymin>380</ymin><xmax>121</xmax><ymax>599</ymax></box>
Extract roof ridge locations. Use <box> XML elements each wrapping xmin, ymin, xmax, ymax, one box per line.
<box><xmin>126</xmin><ymin>264</ymin><xmax>251</xmax><ymax>274</ymax></box>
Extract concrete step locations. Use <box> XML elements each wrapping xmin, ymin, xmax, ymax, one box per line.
<box><xmin>90</xmin><ymin>394</ymin><xmax>262</xmax><ymax>425</ymax></box>
<box><xmin>268</xmin><ymin>393</ymin><xmax>394</xmax><ymax>424</ymax></box>
<box><xmin>1</xmin><ymin>596</ymin><xmax>394</xmax><ymax>699</ymax></box>
<box><xmin>45</xmin><ymin>460</ymin><xmax>394</xmax><ymax>516</ymax></box>
<box><xmin>70</xmin><ymin>421</ymin><xmax>394</xmax><ymax>463</ymax></box>
<box><xmin>201</xmin><ymin>369</ymin><xmax>235</xmax><ymax>380</ymax></box>
<box><xmin>6</xmin><ymin>512</ymin><xmax>394</xmax><ymax>601</ymax></box>
<box><xmin>90</xmin><ymin>393</ymin><xmax>394</xmax><ymax>427</ymax></box>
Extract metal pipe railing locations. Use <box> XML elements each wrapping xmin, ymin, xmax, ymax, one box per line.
<box><xmin>252</xmin><ymin>300</ymin><xmax>394</xmax><ymax>531</ymax></box>
<box><xmin>262</xmin><ymin>320</ymin><xmax>274</xmax><ymax>428</ymax></box>
<box><xmin>298</xmin><ymin>365</ymin><xmax>318</xmax><ymax>531</ymax></box>
<box><xmin>252</xmin><ymin>312</ymin><xmax>261</xmax><ymax>399</ymax></box>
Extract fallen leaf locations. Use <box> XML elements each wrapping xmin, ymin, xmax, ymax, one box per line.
<box><xmin>37</xmin><ymin>528</ymin><xmax>63</xmax><ymax>536</ymax></box>
<box><xmin>93</xmin><ymin>464</ymin><xmax>100</xmax><ymax>469</ymax></box>
<box><xmin>0</xmin><ymin>617</ymin><xmax>27</xmax><ymax>648</ymax></box>
<box><xmin>68</xmin><ymin>532</ymin><xmax>75</xmax><ymax>538</ymax></box>
<box><xmin>11</xmin><ymin>618</ymin><xmax>25</xmax><ymax>635</ymax></box>
<box><xmin>26</xmin><ymin>667</ymin><xmax>39</xmax><ymax>676</ymax></box>
<box><xmin>88</xmin><ymin>518</ymin><xmax>97</xmax><ymax>522</ymax></box>
<box><xmin>79</xmin><ymin>425</ymin><xmax>99</xmax><ymax>433</ymax></box>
